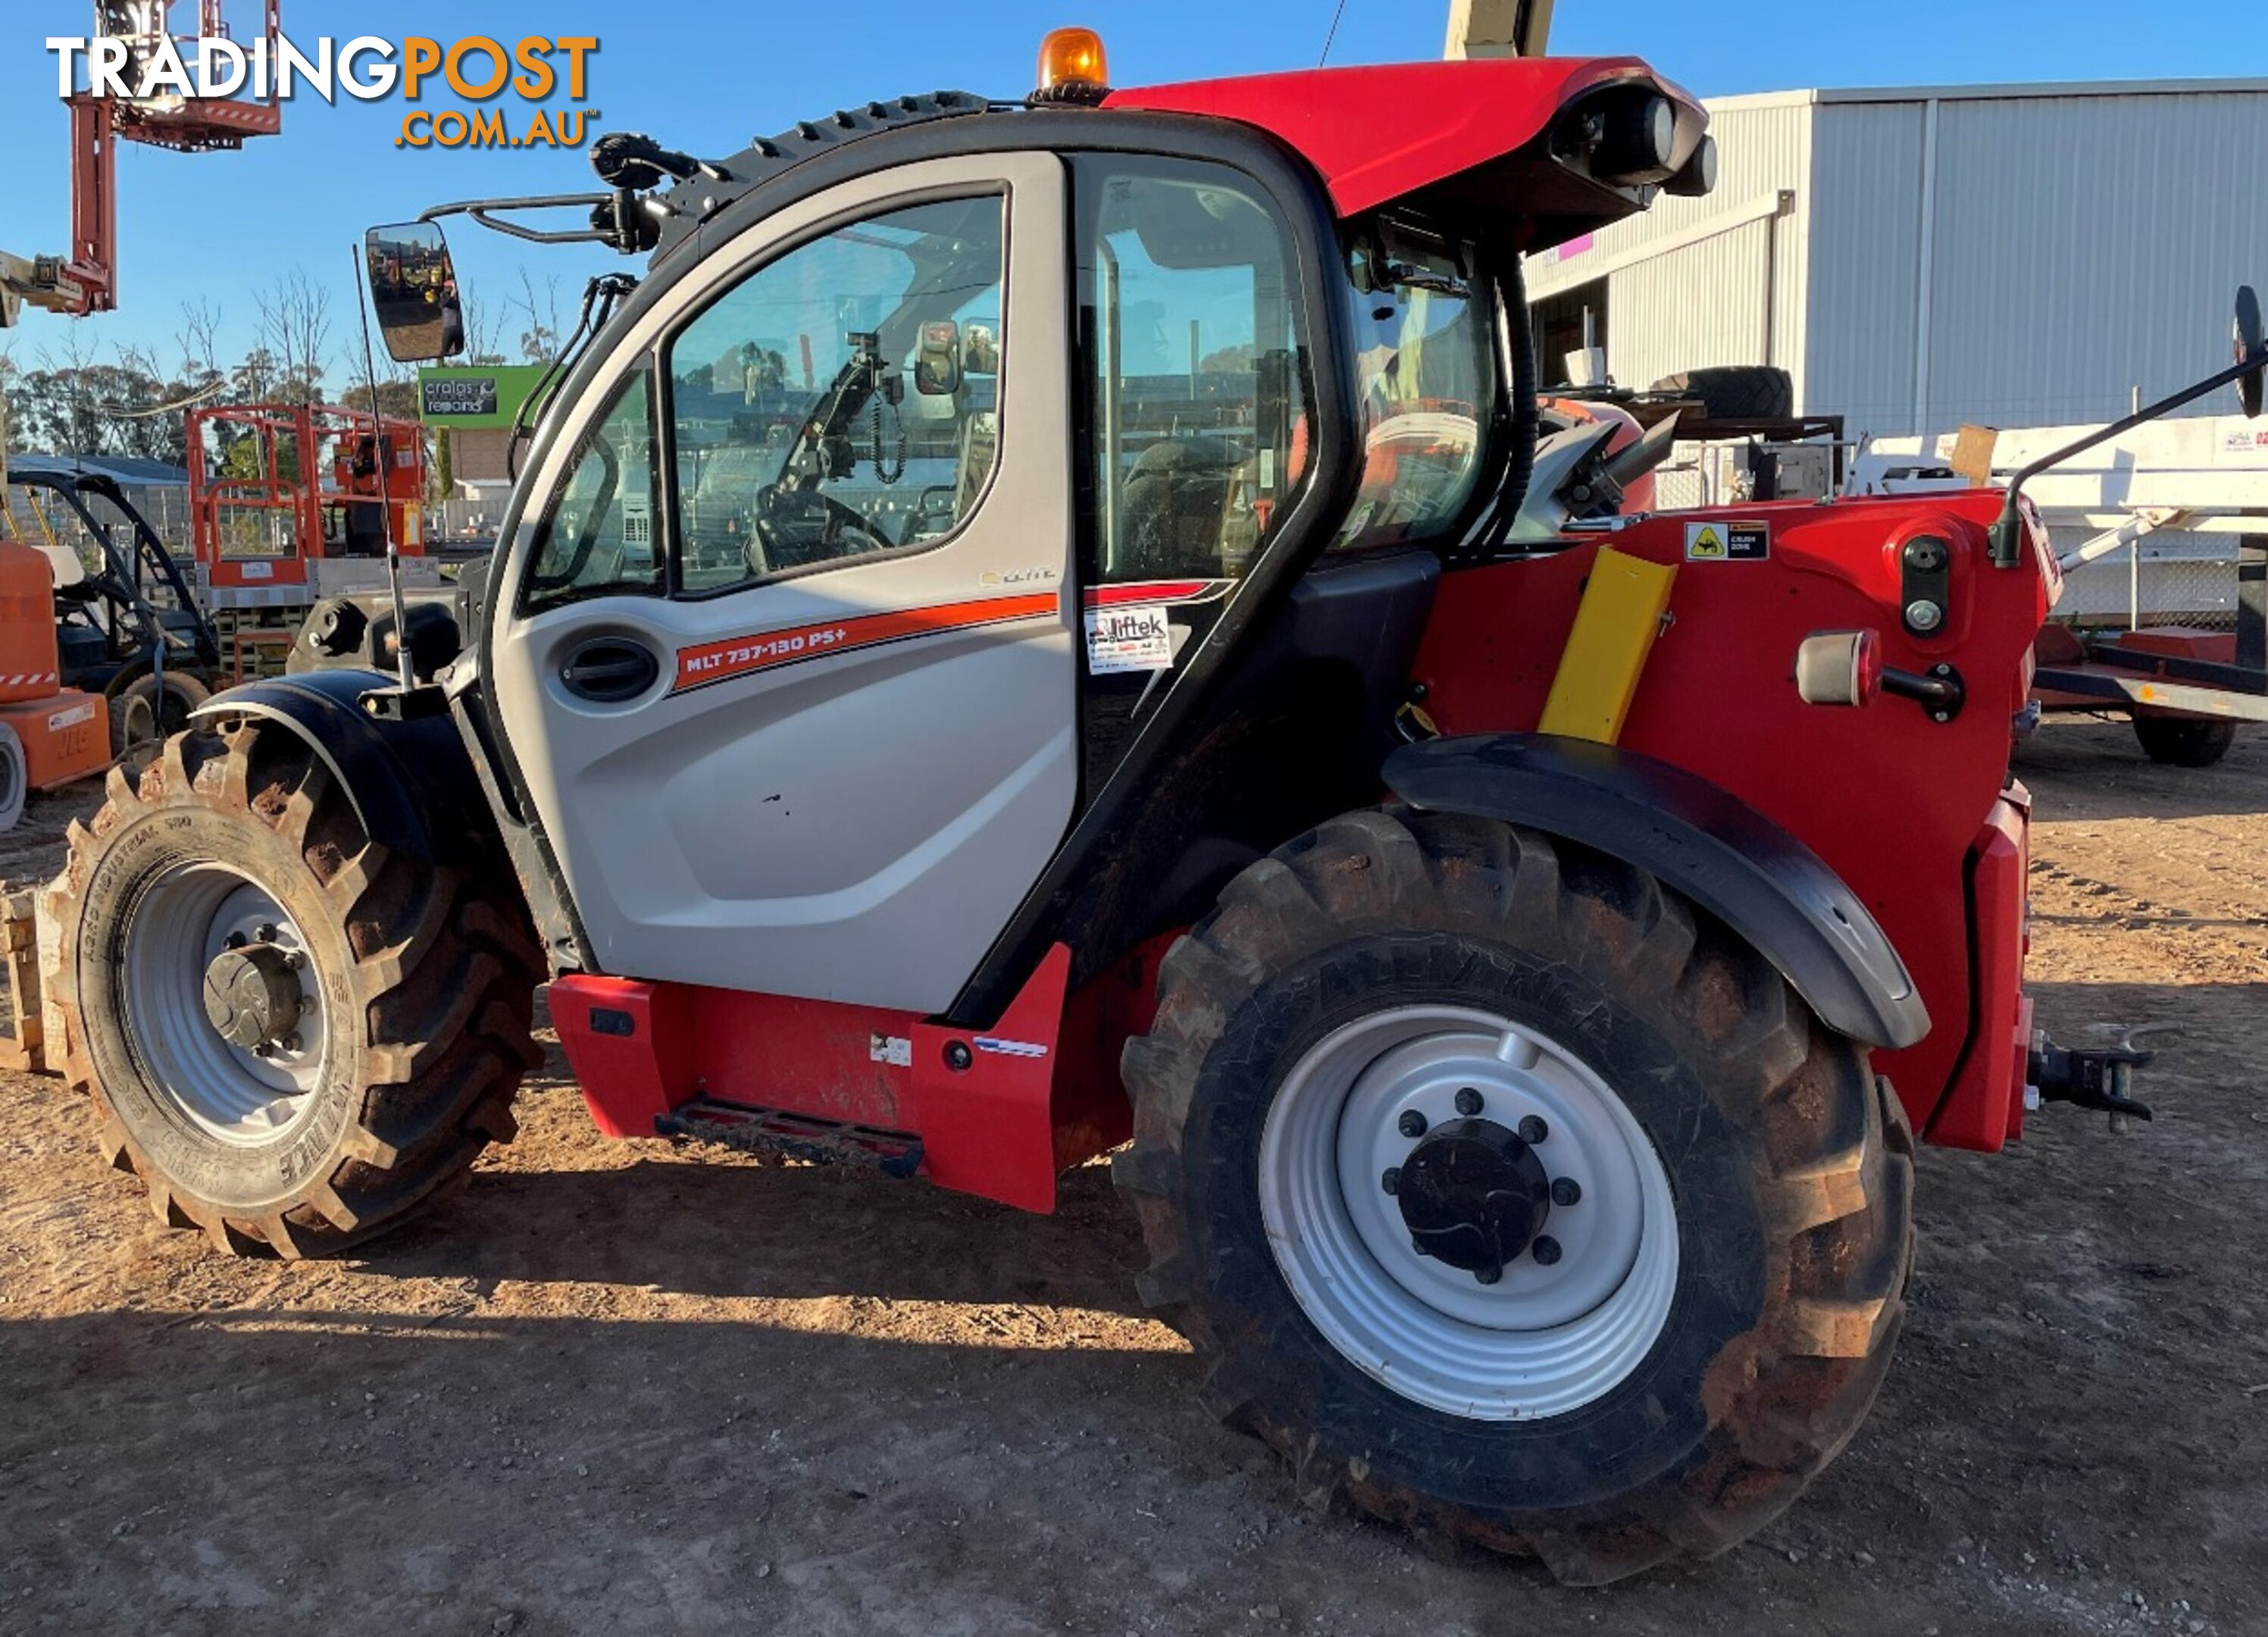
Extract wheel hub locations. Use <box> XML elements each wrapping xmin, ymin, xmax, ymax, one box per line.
<box><xmin>202</xmin><ymin>943</ymin><xmax>305</xmax><ymax>1053</ymax></box>
<box><xmin>124</xmin><ymin>864</ymin><xmax>327</xmax><ymax>1144</ymax></box>
<box><xmin>1260</xmin><ymin>1006</ymin><xmax>1681</xmax><ymax>1420</ymax></box>
<box><xmin>1396</xmin><ymin>1117</ymin><xmax>1551</xmax><ymax>1282</ymax></box>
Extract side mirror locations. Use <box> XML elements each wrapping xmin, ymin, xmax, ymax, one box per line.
<box><xmin>2236</xmin><ymin>285</ymin><xmax>2264</xmax><ymax>419</ymax></box>
<box><xmin>914</xmin><ymin>321</ymin><xmax>962</xmax><ymax>396</ymax></box>
<box><xmin>364</xmin><ymin>221</ymin><xmax>467</xmax><ymax>365</ymax></box>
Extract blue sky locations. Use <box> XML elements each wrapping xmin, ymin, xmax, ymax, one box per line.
<box><xmin>2</xmin><ymin>0</ymin><xmax>2260</xmax><ymax>371</ymax></box>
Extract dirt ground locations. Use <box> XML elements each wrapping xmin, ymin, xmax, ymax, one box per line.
<box><xmin>0</xmin><ymin>715</ymin><xmax>2261</xmax><ymax>1636</ymax></box>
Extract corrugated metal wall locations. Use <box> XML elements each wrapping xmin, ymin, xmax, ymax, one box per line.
<box><xmin>1803</xmin><ymin>104</ymin><xmax>1930</xmax><ymax>434</ymax></box>
<box><xmin>1807</xmin><ymin>85</ymin><xmax>2268</xmax><ymax>434</ymax></box>
<box><xmin>1541</xmin><ymin>81</ymin><xmax>2268</xmax><ymax>437</ymax></box>
<box><xmin>1525</xmin><ymin>98</ymin><xmax>1813</xmax><ymax>395</ymax></box>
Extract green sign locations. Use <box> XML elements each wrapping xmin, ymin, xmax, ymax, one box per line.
<box><xmin>417</xmin><ymin>365</ymin><xmax>549</xmax><ymax>430</ymax></box>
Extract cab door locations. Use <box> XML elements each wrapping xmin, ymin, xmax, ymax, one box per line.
<box><xmin>487</xmin><ymin>155</ymin><xmax>1075</xmax><ymax>1014</ymax></box>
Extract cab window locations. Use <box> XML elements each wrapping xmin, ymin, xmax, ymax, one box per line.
<box><xmin>523</xmin><ymin>369</ymin><xmax>663</xmax><ymax>612</ymax></box>
<box><xmin>665</xmin><ymin>194</ymin><xmax>1006</xmax><ymax>595</ymax></box>
<box><xmin>1334</xmin><ymin>237</ymin><xmax>1496</xmax><ymax>552</ymax></box>
<box><xmin>1075</xmin><ymin>157</ymin><xmax>1312</xmax><ymax>586</ymax></box>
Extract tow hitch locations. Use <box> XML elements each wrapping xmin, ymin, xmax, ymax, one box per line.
<box><xmin>2029</xmin><ymin>1031</ymin><xmax>2155</xmax><ymax>1124</ymax></box>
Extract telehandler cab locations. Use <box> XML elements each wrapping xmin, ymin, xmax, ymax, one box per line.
<box><xmin>43</xmin><ymin>34</ymin><xmax>2262</xmax><ymax>1583</ymax></box>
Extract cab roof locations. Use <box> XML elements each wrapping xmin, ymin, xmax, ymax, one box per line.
<box><xmin>1106</xmin><ymin>56</ymin><xmax>1708</xmax><ymax>246</ymax></box>
<box><xmin>643</xmin><ymin>57</ymin><xmax>1706</xmax><ymax>265</ymax></box>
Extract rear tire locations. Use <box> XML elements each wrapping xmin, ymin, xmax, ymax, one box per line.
<box><xmin>45</xmin><ymin>715</ymin><xmax>543</xmax><ymax>1257</ymax></box>
<box><xmin>110</xmin><ymin>670</ymin><xmax>211</xmax><ymax>774</ymax></box>
<box><xmin>0</xmin><ymin>722</ymin><xmax>24</xmax><ymax>834</ymax></box>
<box><xmin>1650</xmin><ymin>365</ymin><xmax>1795</xmax><ymax>421</ymax></box>
<box><xmin>2131</xmin><ymin>715</ymin><xmax>2235</xmax><ymax>768</ymax></box>
<box><xmin>1115</xmin><ymin>809</ymin><xmax>1912</xmax><ymax>1584</ymax></box>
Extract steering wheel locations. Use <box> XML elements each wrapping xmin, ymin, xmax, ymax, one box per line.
<box><xmin>753</xmin><ymin>489</ymin><xmax>896</xmax><ymax>570</ymax></box>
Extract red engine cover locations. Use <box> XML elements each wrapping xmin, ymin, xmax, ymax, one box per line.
<box><xmin>1409</xmin><ymin>492</ymin><xmax>2052</xmax><ymax>1147</ymax></box>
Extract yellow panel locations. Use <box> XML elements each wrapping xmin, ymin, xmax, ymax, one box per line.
<box><xmin>1538</xmin><ymin>546</ymin><xmax>1677</xmax><ymax>744</ymax></box>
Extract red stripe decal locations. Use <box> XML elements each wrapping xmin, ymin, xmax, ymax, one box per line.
<box><xmin>674</xmin><ymin>593</ymin><xmax>1060</xmax><ymax>693</ymax></box>
<box><xmin>1083</xmin><ymin>579</ymin><xmax>1234</xmax><ymax>608</ymax></box>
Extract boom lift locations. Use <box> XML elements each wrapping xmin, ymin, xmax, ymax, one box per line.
<box><xmin>0</xmin><ymin>2</ymin><xmax>284</xmax><ymax>325</ymax></box>
<box><xmin>32</xmin><ymin>28</ymin><xmax>2266</xmax><ymax>1584</ymax></box>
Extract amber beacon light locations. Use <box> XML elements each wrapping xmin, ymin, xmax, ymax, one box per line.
<box><xmin>1034</xmin><ymin>27</ymin><xmax>1112</xmax><ymax>105</ymax></box>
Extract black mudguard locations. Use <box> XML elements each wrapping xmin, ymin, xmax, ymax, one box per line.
<box><xmin>188</xmin><ymin>669</ymin><xmax>499</xmax><ymax>870</ymax></box>
<box><xmin>1384</xmin><ymin>734</ymin><xmax>1929</xmax><ymax>1051</ymax></box>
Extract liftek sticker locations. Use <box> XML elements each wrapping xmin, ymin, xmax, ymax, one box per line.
<box><xmin>1084</xmin><ymin>605</ymin><xmax>1173</xmax><ymax>674</ymax></box>
<box><xmin>975</xmin><ymin>1036</ymin><xmax>1049</xmax><ymax>1060</ymax></box>
<box><xmin>1685</xmin><ymin>519</ymin><xmax>1771</xmax><ymax>562</ymax></box>
<box><xmin>45</xmin><ymin>702</ymin><xmax>95</xmax><ymax>733</ymax></box>
<box><xmin>241</xmin><ymin>561</ymin><xmax>274</xmax><ymax>580</ymax></box>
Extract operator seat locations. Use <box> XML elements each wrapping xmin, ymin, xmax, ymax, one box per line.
<box><xmin>1120</xmin><ymin>435</ymin><xmax>1237</xmax><ymax>580</ymax></box>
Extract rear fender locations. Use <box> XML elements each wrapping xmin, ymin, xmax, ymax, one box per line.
<box><xmin>189</xmin><ymin>669</ymin><xmax>498</xmax><ymax>870</ymax></box>
<box><xmin>1384</xmin><ymin>733</ymin><xmax>1929</xmax><ymax>1050</ymax></box>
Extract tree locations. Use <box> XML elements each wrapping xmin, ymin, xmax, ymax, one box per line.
<box><xmin>254</xmin><ymin>270</ymin><xmax>333</xmax><ymax>405</ymax></box>
<box><xmin>514</xmin><ymin>269</ymin><xmax>566</xmax><ymax>365</ymax></box>
<box><xmin>457</xmin><ymin>288</ymin><xmax>511</xmax><ymax>368</ymax></box>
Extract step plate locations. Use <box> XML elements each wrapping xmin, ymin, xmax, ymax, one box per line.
<box><xmin>655</xmin><ymin>1099</ymin><xmax>924</xmax><ymax>1178</ymax></box>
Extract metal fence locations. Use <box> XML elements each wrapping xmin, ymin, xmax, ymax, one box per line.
<box><xmin>2050</xmin><ymin>529</ymin><xmax>2242</xmax><ymax>631</ymax></box>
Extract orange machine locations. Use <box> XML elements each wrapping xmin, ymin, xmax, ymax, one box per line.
<box><xmin>184</xmin><ymin>401</ymin><xmax>433</xmax><ymax>678</ymax></box>
<box><xmin>0</xmin><ymin>536</ymin><xmax>111</xmax><ymax>829</ymax></box>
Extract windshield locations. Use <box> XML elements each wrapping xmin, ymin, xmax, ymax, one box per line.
<box><xmin>1333</xmin><ymin>239</ymin><xmax>1497</xmax><ymax>552</ymax></box>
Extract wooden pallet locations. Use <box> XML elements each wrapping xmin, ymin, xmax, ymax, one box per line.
<box><xmin>0</xmin><ymin>885</ymin><xmax>45</xmax><ymax>1075</ymax></box>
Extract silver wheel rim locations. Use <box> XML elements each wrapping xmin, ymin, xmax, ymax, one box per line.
<box><xmin>121</xmin><ymin>862</ymin><xmax>328</xmax><ymax>1144</ymax></box>
<box><xmin>1258</xmin><ymin>1005</ymin><xmax>1679</xmax><ymax>1421</ymax></box>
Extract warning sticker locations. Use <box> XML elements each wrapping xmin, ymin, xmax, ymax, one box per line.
<box><xmin>1084</xmin><ymin>605</ymin><xmax>1174</xmax><ymax>674</ymax></box>
<box><xmin>1685</xmin><ymin>519</ymin><xmax>1771</xmax><ymax>562</ymax></box>
<box><xmin>868</xmin><ymin>1034</ymin><xmax>913</xmax><ymax>1068</ymax></box>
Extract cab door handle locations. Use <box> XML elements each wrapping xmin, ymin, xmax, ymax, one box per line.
<box><xmin>559</xmin><ymin>638</ymin><xmax>660</xmax><ymax>703</ymax></box>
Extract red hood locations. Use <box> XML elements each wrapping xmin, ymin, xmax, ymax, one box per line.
<box><xmin>1105</xmin><ymin>57</ymin><xmax>1705</xmax><ymax>239</ymax></box>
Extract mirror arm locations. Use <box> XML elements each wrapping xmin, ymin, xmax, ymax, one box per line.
<box><xmin>418</xmin><ymin>196</ymin><xmax>619</xmax><ymax>246</ymax></box>
<box><xmin>1989</xmin><ymin>345</ymin><xmax>2268</xmax><ymax>568</ymax></box>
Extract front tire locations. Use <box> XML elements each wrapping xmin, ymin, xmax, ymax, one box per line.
<box><xmin>45</xmin><ymin>717</ymin><xmax>544</xmax><ymax>1257</ymax></box>
<box><xmin>1115</xmin><ymin>810</ymin><xmax>1912</xmax><ymax>1584</ymax></box>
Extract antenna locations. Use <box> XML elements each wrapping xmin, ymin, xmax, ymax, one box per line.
<box><xmin>349</xmin><ymin>243</ymin><xmax>416</xmax><ymax>690</ymax></box>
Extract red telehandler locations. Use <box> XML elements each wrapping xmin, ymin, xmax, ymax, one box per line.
<box><xmin>32</xmin><ymin>30</ymin><xmax>2267</xmax><ymax>1583</ymax></box>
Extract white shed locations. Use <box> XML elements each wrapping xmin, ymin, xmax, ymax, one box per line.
<box><xmin>1524</xmin><ymin>77</ymin><xmax>2268</xmax><ymax>438</ymax></box>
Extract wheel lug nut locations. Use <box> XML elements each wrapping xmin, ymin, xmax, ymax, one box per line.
<box><xmin>1381</xmin><ymin>1166</ymin><xmax>1401</xmax><ymax>1195</ymax></box>
<box><xmin>257</xmin><ymin>924</ymin><xmax>279</xmax><ymax>944</ymax></box>
<box><xmin>226</xmin><ymin>931</ymin><xmax>248</xmax><ymax>950</ymax></box>
<box><xmin>1552</xmin><ymin>1178</ymin><xmax>1582</xmax><ymax>1207</ymax></box>
<box><xmin>1475</xmin><ymin>1266</ymin><xmax>1503</xmax><ymax>1286</ymax></box>
<box><xmin>1531</xmin><ymin>1235</ymin><xmax>1563</xmax><ymax>1266</ymax></box>
<box><xmin>1454</xmin><ymin>1087</ymin><xmax>1484</xmax><ymax>1117</ymax></box>
<box><xmin>286</xmin><ymin>951</ymin><xmax>306</xmax><ymax>970</ymax></box>
<box><xmin>1518</xmin><ymin>1116</ymin><xmax>1550</xmax><ymax>1145</ymax></box>
<box><xmin>1397</xmin><ymin>1110</ymin><xmax>1428</xmax><ymax>1139</ymax></box>
<box><xmin>280</xmin><ymin>1034</ymin><xmax>302</xmax><ymax>1053</ymax></box>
